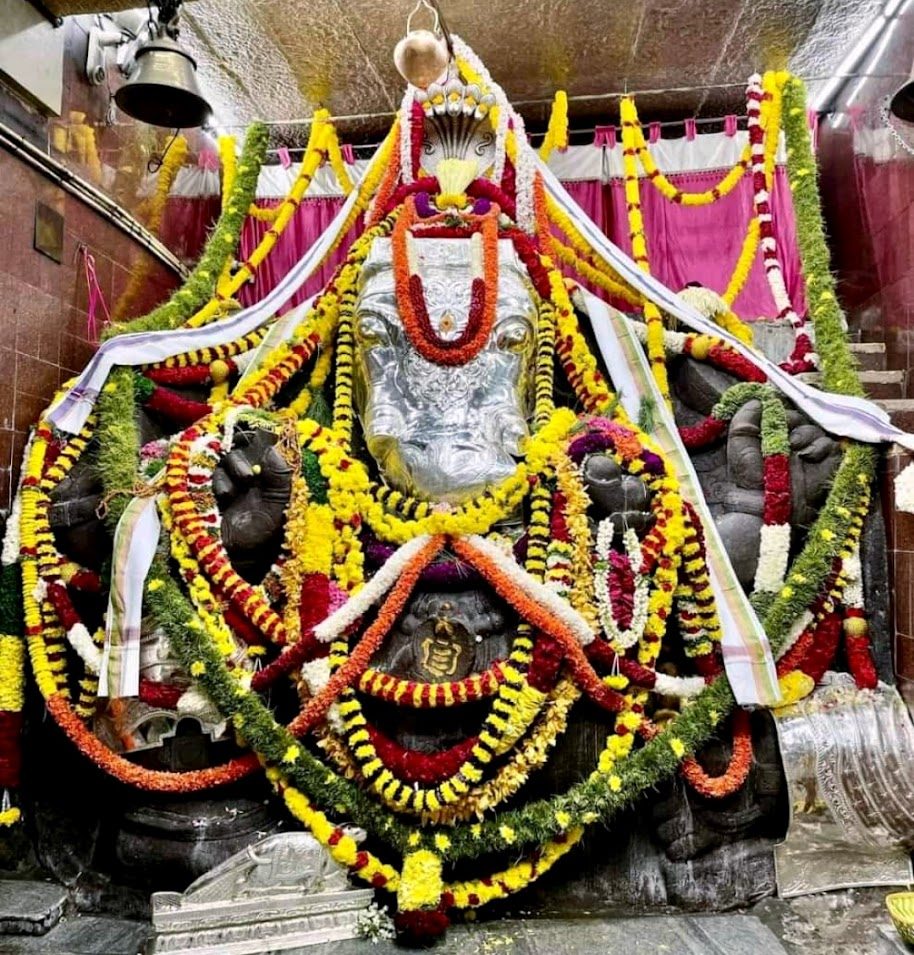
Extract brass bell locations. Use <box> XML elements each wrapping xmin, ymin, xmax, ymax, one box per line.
<box><xmin>115</xmin><ymin>34</ymin><xmax>210</xmax><ymax>128</ymax></box>
<box><xmin>393</xmin><ymin>29</ymin><xmax>449</xmax><ymax>89</ymax></box>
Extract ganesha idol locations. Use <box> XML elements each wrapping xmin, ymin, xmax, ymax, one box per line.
<box><xmin>3</xmin><ymin>36</ymin><xmax>914</xmax><ymax>943</ymax></box>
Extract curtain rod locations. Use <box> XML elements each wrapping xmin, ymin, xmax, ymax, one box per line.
<box><xmin>211</xmin><ymin>70</ymin><xmax>910</xmax><ymax>130</ymax></box>
<box><xmin>266</xmin><ymin>113</ymin><xmax>754</xmax><ymax>156</ymax></box>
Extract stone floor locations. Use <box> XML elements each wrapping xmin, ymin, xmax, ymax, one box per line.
<box><xmin>0</xmin><ymin>886</ymin><xmax>911</xmax><ymax>954</ymax></box>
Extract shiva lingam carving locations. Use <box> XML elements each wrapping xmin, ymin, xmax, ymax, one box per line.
<box><xmin>3</xmin><ymin>33</ymin><xmax>900</xmax><ymax>946</ymax></box>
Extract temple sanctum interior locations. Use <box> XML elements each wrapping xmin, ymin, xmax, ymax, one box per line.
<box><xmin>6</xmin><ymin>1</ymin><xmax>914</xmax><ymax>952</ymax></box>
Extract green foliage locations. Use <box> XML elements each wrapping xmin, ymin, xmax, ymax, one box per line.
<box><xmin>0</xmin><ymin>563</ymin><xmax>23</xmax><ymax>635</ymax></box>
<box><xmin>637</xmin><ymin>396</ymin><xmax>655</xmax><ymax>433</ymax></box>
<box><xmin>95</xmin><ymin>368</ymin><xmax>142</xmax><ymax>530</ymax></box>
<box><xmin>782</xmin><ymin>78</ymin><xmax>863</xmax><ymax>399</ymax></box>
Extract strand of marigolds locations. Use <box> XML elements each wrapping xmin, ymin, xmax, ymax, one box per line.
<box><xmin>18</xmin><ymin>420</ymin><xmax>262</xmax><ymax>791</ymax></box>
<box><xmin>323</xmin><ymin>475</ymin><xmax>564</xmax><ymax>817</ymax></box>
<box><xmin>620</xmin><ymin>97</ymin><xmax>672</xmax><ymax>406</ymax></box>
<box><xmin>747</xmin><ymin>72</ymin><xmax>818</xmax><ymax>374</ymax></box>
<box><xmin>634</xmin><ymin>128</ymin><xmax>751</xmax><ymax>206</ymax></box>
<box><xmin>538</xmin><ymin>91</ymin><xmax>569</xmax><ymax>162</ymax></box>
<box><xmin>199</xmin><ymin>112</ymin><xmax>342</xmax><ymax>325</ymax></box>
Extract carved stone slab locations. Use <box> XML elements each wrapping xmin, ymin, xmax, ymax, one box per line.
<box><xmin>148</xmin><ymin>833</ymin><xmax>373</xmax><ymax>954</ymax></box>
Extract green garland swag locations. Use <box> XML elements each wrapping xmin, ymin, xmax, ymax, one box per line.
<box><xmin>782</xmin><ymin>78</ymin><xmax>864</xmax><ymax>399</ymax></box>
<box><xmin>93</xmin><ymin>125</ymin><xmax>268</xmax><ymax>527</ymax></box>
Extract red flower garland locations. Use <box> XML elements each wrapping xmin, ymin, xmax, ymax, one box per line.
<box><xmin>681</xmin><ymin>709</ymin><xmax>753</xmax><ymax>799</ymax></box>
<box><xmin>287</xmin><ymin>536</ymin><xmax>444</xmax><ymax>738</ymax></box>
<box><xmin>844</xmin><ymin>609</ymin><xmax>878</xmax><ymax>690</ymax></box>
<box><xmin>144</xmin><ymin>386</ymin><xmax>212</xmax><ymax>427</ymax></box>
<box><xmin>366</xmin><ymin>727</ymin><xmax>479</xmax><ymax>786</ymax></box>
<box><xmin>392</xmin><ymin>197</ymin><xmax>500</xmax><ymax>366</ymax></box>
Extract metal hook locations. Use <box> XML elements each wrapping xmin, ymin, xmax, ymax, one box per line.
<box><xmin>406</xmin><ymin>0</ymin><xmax>440</xmax><ymax>34</ymax></box>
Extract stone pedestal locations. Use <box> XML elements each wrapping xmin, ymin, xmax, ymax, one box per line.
<box><xmin>150</xmin><ymin>887</ymin><xmax>374</xmax><ymax>954</ymax></box>
<box><xmin>147</xmin><ymin>832</ymin><xmax>373</xmax><ymax>954</ymax></box>
<box><xmin>0</xmin><ymin>880</ymin><xmax>67</xmax><ymax>936</ymax></box>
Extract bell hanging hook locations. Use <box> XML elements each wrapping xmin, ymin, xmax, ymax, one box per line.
<box><xmin>405</xmin><ymin>0</ymin><xmax>453</xmax><ymax>57</ymax></box>
<box><xmin>406</xmin><ymin>0</ymin><xmax>440</xmax><ymax>35</ymax></box>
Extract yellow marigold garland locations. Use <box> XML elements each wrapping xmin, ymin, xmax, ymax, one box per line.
<box><xmin>620</xmin><ymin>97</ymin><xmax>671</xmax><ymax>406</ymax></box>
<box><xmin>538</xmin><ymin>90</ymin><xmax>569</xmax><ymax>162</ymax></box>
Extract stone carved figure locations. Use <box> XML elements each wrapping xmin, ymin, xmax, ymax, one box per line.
<box><xmin>9</xmin><ymin>38</ymin><xmax>895</xmax><ymax>941</ymax></box>
<box><xmin>176</xmin><ymin>832</ymin><xmax>359</xmax><ymax>902</ymax></box>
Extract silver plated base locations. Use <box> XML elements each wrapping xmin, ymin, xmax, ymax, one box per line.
<box><xmin>149</xmin><ymin>887</ymin><xmax>374</xmax><ymax>954</ymax></box>
<box><xmin>774</xmin><ymin>673</ymin><xmax>914</xmax><ymax>897</ymax></box>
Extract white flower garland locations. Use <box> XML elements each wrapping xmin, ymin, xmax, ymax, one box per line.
<box><xmin>399</xmin><ymin>86</ymin><xmax>416</xmax><ymax>185</ymax></box>
<box><xmin>780</xmin><ymin>608</ymin><xmax>814</xmax><ymax>657</ymax></box>
<box><xmin>628</xmin><ymin>318</ymin><xmax>690</xmax><ymax>356</ymax></box>
<box><xmin>842</xmin><ymin>544</ymin><xmax>864</xmax><ymax>610</ymax></box>
<box><xmin>895</xmin><ymin>461</ymin><xmax>914</xmax><ymax>515</ymax></box>
<box><xmin>466</xmin><ymin>533</ymin><xmax>595</xmax><ymax>646</ymax></box>
<box><xmin>746</xmin><ymin>74</ymin><xmax>816</xmax><ymax>369</ymax></box>
<box><xmin>312</xmin><ymin>534</ymin><xmax>433</xmax><ymax>643</ymax></box>
<box><xmin>66</xmin><ymin>622</ymin><xmax>101</xmax><ymax>674</ymax></box>
<box><xmin>654</xmin><ymin>672</ymin><xmax>707</xmax><ymax>699</ymax></box>
<box><xmin>752</xmin><ymin>522</ymin><xmax>792</xmax><ymax>595</ymax></box>
<box><xmin>593</xmin><ymin>522</ymin><xmax>650</xmax><ymax>650</ymax></box>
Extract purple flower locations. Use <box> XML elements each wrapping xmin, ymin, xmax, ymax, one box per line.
<box><xmin>415</xmin><ymin>192</ymin><xmax>435</xmax><ymax>218</ymax></box>
<box><xmin>641</xmin><ymin>451</ymin><xmax>665</xmax><ymax>475</ymax></box>
<box><xmin>568</xmin><ymin>432</ymin><xmax>610</xmax><ymax>463</ymax></box>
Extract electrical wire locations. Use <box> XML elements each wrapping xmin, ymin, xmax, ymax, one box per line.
<box><xmin>147</xmin><ymin>128</ymin><xmax>181</xmax><ymax>174</ymax></box>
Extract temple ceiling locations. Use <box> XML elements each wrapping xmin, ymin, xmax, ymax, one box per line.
<box><xmin>55</xmin><ymin>0</ymin><xmax>887</xmax><ymax>141</ymax></box>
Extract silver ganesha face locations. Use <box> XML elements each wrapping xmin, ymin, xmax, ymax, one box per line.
<box><xmin>354</xmin><ymin>237</ymin><xmax>537</xmax><ymax>504</ymax></box>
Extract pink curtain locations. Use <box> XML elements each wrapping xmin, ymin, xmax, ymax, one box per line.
<box><xmin>573</xmin><ymin>169</ymin><xmax>805</xmax><ymax>317</ymax></box>
<box><xmin>854</xmin><ymin>154</ymin><xmax>914</xmax><ymax>330</ymax></box>
<box><xmin>227</xmin><ymin>171</ymin><xmax>806</xmax><ymax>320</ymax></box>
<box><xmin>161</xmin><ymin>197</ymin><xmax>221</xmax><ymax>265</ymax></box>
<box><xmin>237</xmin><ymin>198</ymin><xmax>363</xmax><ymax>312</ymax></box>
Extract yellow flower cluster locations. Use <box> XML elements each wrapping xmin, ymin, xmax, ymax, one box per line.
<box><xmin>723</xmin><ymin>76</ymin><xmax>782</xmax><ymax>306</ymax></box>
<box><xmin>553</xmin><ymin>451</ymin><xmax>598</xmax><ymax>631</ymax></box>
<box><xmin>0</xmin><ymin>635</ymin><xmax>24</xmax><ymax>712</ymax></box>
<box><xmin>274</xmin><ymin>771</ymin><xmax>401</xmax><ymax>890</ymax></box>
<box><xmin>192</xmin><ymin>111</ymin><xmax>345</xmax><ymax>329</ymax></box>
<box><xmin>620</xmin><ymin>98</ymin><xmax>671</xmax><ymax>406</ymax></box>
<box><xmin>447</xmin><ymin>827</ymin><xmax>584</xmax><ymax>908</ymax></box>
<box><xmin>297</xmin><ymin>409</ymin><xmax>577</xmax><ymax>548</ymax></box>
<box><xmin>538</xmin><ymin>90</ymin><xmax>569</xmax><ymax>162</ymax></box>
<box><xmin>398</xmin><ymin>849</ymin><xmax>444</xmax><ymax>912</ymax></box>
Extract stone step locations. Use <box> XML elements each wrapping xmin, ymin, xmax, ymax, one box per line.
<box><xmin>0</xmin><ymin>880</ymin><xmax>67</xmax><ymax>937</ymax></box>
<box><xmin>877</xmin><ymin>399</ymin><xmax>914</xmax><ymax>434</ymax></box>
<box><xmin>0</xmin><ymin>913</ymin><xmax>791</xmax><ymax>955</ymax></box>
<box><xmin>849</xmin><ymin>341</ymin><xmax>888</xmax><ymax>371</ymax></box>
<box><xmin>0</xmin><ymin>915</ymin><xmax>149</xmax><ymax>954</ymax></box>
<box><xmin>800</xmin><ymin>369</ymin><xmax>906</xmax><ymax>400</ymax></box>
